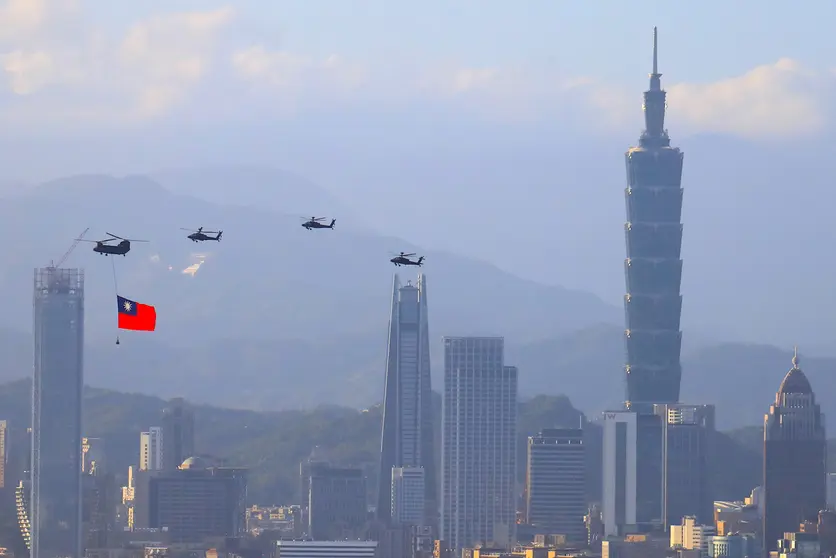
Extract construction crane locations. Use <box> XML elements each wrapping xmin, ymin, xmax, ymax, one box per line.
<box><xmin>48</xmin><ymin>227</ymin><xmax>90</xmax><ymax>268</ymax></box>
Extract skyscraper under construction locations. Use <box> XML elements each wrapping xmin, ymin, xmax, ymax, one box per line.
<box><xmin>623</xmin><ymin>27</ymin><xmax>685</xmax><ymax>412</ymax></box>
<box><xmin>377</xmin><ymin>274</ymin><xmax>436</xmax><ymax>530</ymax></box>
<box><xmin>31</xmin><ymin>267</ymin><xmax>84</xmax><ymax>558</ymax></box>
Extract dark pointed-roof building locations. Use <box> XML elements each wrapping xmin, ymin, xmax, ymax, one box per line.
<box><xmin>763</xmin><ymin>348</ymin><xmax>826</xmax><ymax>554</ymax></box>
<box><xmin>623</xmin><ymin>27</ymin><xmax>685</xmax><ymax>413</ymax></box>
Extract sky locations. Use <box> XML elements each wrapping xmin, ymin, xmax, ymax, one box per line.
<box><xmin>1</xmin><ymin>0</ymin><xmax>835</xmax><ymax>141</ymax></box>
<box><xmin>4</xmin><ymin>0</ymin><xmax>836</xmax><ymax>349</ymax></box>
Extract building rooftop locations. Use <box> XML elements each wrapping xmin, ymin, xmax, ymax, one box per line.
<box><xmin>777</xmin><ymin>347</ymin><xmax>813</xmax><ymax>397</ymax></box>
<box><xmin>179</xmin><ymin>456</ymin><xmax>208</xmax><ymax>470</ymax></box>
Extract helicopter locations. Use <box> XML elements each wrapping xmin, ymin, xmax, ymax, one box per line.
<box><xmin>181</xmin><ymin>227</ymin><xmax>223</xmax><ymax>242</ymax></box>
<box><xmin>390</xmin><ymin>252</ymin><xmax>425</xmax><ymax>267</ymax></box>
<box><xmin>76</xmin><ymin>232</ymin><xmax>148</xmax><ymax>256</ymax></box>
<box><xmin>301</xmin><ymin>216</ymin><xmax>336</xmax><ymax>230</ymax></box>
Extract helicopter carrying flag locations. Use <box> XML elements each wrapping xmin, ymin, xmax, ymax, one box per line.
<box><xmin>76</xmin><ymin>232</ymin><xmax>149</xmax><ymax>256</ymax></box>
<box><xmin>117</xmin><ymin>295</ymin><xmax>156</xmax><ymax>331</ymax></box>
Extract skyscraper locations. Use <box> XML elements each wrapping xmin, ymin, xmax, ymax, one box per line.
<box><xmin>441</xmin><ymin>337</ymin><xmax>517</xmax><ymax>552</ymax></box>
<box><xmin>658</xmin><ymin>403</ymin><xmax>714</xmax><ymax>529</ymax></box>
<box><xmin>162</xmin><ymin>398</ymin><xmax>194</xmax><ymax>470</ymax></box>
<box><xmin>139</xmin><ymin>427</ymin><xmax>163</xmax><ymax>471</ymax></box>
<box><xmin>525</xmin><ymin>428</ymin><xmax>586</xmax><ymax>542</ymax></box>
<box><xmin>623</xmin><ymin>27</ymin><xmax>685</xmax><ymax>412</ymax></box>
<box><xmin>763</xmin><ymin>349</ymin><xmax>826</xmax><ymax>554</ymax></box>
<box><xmin>32</xmin><ymin>266</ymin><xmax>84</xmax><ymax>558</ymax></box>
<box><xmin>377</xmin><ymin>274</ymin><xmax>435</xmax><ymax>527</ymax></box>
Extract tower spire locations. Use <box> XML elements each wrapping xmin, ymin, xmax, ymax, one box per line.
<box><xmin>652</xmin><ymin>26</ymin><xmax>658</xmax><ymax>76</ymax></box>
<box><xmin>792</xmin><ymin>345</ymin><xmax>800</xmax><ymax>369</ymax></box>
<box><xmin>639</xmin><ymin>26</ymin><xmax>669</xmax><ymax>147</ymax></box>
<box><xmin>648</xmin><ymin>26</ymin><xmax>662</xmax><ymax>92</ymax></box>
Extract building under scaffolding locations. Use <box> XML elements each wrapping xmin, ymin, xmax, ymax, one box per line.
<box><xmin>32</xmin><ymin>267</ymin><xmax>84</xmax><ymax>558</ymax></box>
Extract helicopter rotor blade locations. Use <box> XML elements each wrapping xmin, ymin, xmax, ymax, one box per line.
<box><xmin>105</xmin><ymin>232</ymin><xmax>126</xmax><ymax>241</ymax></box>
<box><xmin>75</xmin><ymin>239</ymin><xmax>99</xmax><ymax>243</ymax></box>
<box><xmin>125</xmin><ymin>239</ymin><xmax>149</xmax><ymax>243</ymax></box>
<box><xmin>180</xmin><ymin>228</ymin><xmax>198</xmax><ymax>232</ymax></box>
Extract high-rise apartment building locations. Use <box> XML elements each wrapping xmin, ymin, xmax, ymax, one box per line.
<box><xmin>140</xmin><ymin>427</ymin><xmax>163</xmax><ymax>471</ymax></box>
<box><xmin>763</xmin><ymin>350</ymin><xmax>826</xmax><ymax>554</ymax></box>
<box><xmin>441</xmin><ymin>337</ymin><xmax>517</xmax><ymax>552</ymax></box>
<box><xmin>623</xmin><ymin>27</ymin><xmax>685</xmax><ymax>412</ymax></box>
<box><xmin>391</xmin><ymin>466</ymin><xmax>425</xmax><ymax>526</ymax></box>
<box><xmin>377</xmin><ymin>274</ymin><xmax>435</xmax><ymax>527</ymax></box>
<box><xmin>658</xmin><ymin>403</ymin><xmax>714</xmax><ymax>529</ymax></box>
<box><xmin>162</xmin><ymin>399</ymin><xmax>194</xmax><ymax>471</ymax></box>
<box><xmin>32</xmin><ymin>266</ymin><xmax>84</xmax><ymax>558</ymax></box>
<box><xmin>524</xmin><ymin>428</ymin><xmax>586</xmax><ymax>542</ymax></box>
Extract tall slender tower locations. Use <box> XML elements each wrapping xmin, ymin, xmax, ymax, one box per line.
<box><xmin>763</xmin><ymin>349</ymin><xmax>826</xmax><ymax>555</ymax></box>
<box><xmin>623</xmin><ymin>27</ymin><xmax>685</xmax><ymax>412</ymax></box>
<box><xmin>32</xmin><ymin>266</ymin><xmax>84</xmax><ymax>558</ymax></box>
<box><xmin>377</xmin><ymin>274</ymin><xmax>436</xmax><ymax>529</ymax></box>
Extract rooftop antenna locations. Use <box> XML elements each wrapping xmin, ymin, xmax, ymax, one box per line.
<box><xmin>792</xmin><ymin>345</ymin><xmax>799</xmax><ymax>369</ymax></box>
<box><xmin>652</xmin><ymin>26</ymin><xmax>659</xmax><ymax>76</ymax></box>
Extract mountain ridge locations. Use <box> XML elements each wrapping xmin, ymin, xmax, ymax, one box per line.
<box><xmin>0</xmin><ymin>322</ymin><xmax>831</xmax><ymax>430</ymax></box>
<box><xmin>0</xmin><ymin>172</ymin><xmax>619</xmax><ymax>345</ymax></box>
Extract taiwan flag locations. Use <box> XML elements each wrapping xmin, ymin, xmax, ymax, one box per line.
<box><xmin>117</xmin><ymin>295</ymin><xmax>156</xmax><ymax>331</ymax></box>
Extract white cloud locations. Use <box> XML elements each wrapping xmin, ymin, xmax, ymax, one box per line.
<box><xmin>118</xmin><ymin>7</ymin><xmax>234</xmax><ymax>118</ymax></box>
<box><xmin>0</xmin><ymin>2</ymin><xmax>830</xmax><ymax>141</ymax></box>
<box><xmin>2</xmin><ymin>49</ymin><xmax>54</xmax><ymax>93</ymax></box>
<box><xmin>665</xmin><ymin>58</ymin><xmax>832</xmax><ymax>139</ymax></box>
<box><xmin>232</xmin><ymin>46</ymin><xmax>367</xmax><ymax>95</ymax></box>
<box><xmin>0</xmin><ymin>2</ymin><xmax>234</xmax><ymax>124</ymax></box>
<box><xmin>0</xmin><ymin>0</ymin><xmax>48</xmax><ymax>38</ymax></box>
<box><xmin>226</xmin><ymin>47</ymin><xmax>836</xmax><ymax>138</ymax></box>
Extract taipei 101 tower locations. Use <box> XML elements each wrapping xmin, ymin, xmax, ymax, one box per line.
<box><xmin>623</xmin><ymin>27</ymin><xmax>685</xmax><ymax>412</ymax></box>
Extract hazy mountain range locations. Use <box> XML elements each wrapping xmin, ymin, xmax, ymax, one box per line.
<box><xmin>0</xmin><ymin>168</ymin><xmax>831</xmax><ymax>429</ymax></box>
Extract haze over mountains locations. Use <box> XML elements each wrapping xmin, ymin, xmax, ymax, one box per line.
<box><xmin>8</xmin><ymin>126</ymin><xmax>836</xmax><ymax>349</ymax></box>
<box><xmin>0</xmin><ymin>167</ymin><xmax>833</xmax><ymax>429</ymax></box>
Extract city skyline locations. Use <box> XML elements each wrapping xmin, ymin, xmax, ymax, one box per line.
<box><xmin>0</xmin><ymin>16</ymin><xmax>833</xmax><ymax>558</ymax></box>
